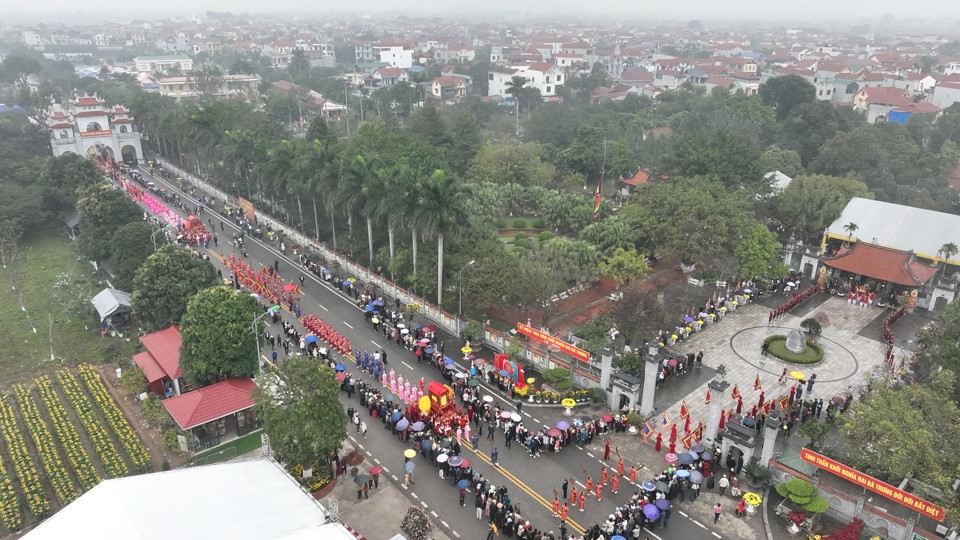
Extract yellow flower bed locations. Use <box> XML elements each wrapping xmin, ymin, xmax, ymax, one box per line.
<box><xmin>12</xmin><ymin>384</ymin><xmax>78</xmax><ymax>506</ymax></box>
<box><xmin>0</xmin><ymin>399</ymin><xmax>49</xmax><ymax>518</ymax></box>
<box><xmin>36</xmin><ymin>376</ymin><xmax>101</xmax><ymax>491</ymax></box>
<box><xmin>57</xmin><ymin>370</ymin><xmax>128</xmax><ymax>478</ymax></box>
<box><xmin>0</xmin><ymin>463</ymin><xmax>20</xmax><ymax>532</ymax></box>
<box><xmin>78</xmin><ymin>365</ymin><xmax>152</xmax><ymax>474</ymax></box>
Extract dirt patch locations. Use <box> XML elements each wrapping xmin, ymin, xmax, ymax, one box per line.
<box><xmin>94</xmin><ymin>365</ymin><xmax>186</xmax><ymax>470</ymax></box>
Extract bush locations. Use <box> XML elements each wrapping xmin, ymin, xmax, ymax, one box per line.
<box><xmin>162</xmin><ymin>429</ymin><xmax>183</xmax><ymax>454</ymax></box>
<box><xmin>543</xmin><ymin>367</ymin><xmax>571</xmax><ymax>382</ymax></box>
<box><xmin>142</xmin><ymin>395</ymin><xmax>173</xmax><ymax>429</ymax></box>
<box><xmin>764</xmin><ymin>335</ymin><xmax>824</xmax><ymax>364</ymax></box>
<box><xmin>513</xmin><ymin>218</ymin><xmax>528</xmax><ymax>228</ymax></box>
<box><xmin>554</xmin><ymin>379</ymin><xmax>573</xmax><ymax>391</ymax></box>
<box><xmin>498</xmin><ymin>217</ymin><xmax>510</xmax><ymax>228</ymax></box>
<box><xmin>626</xmin><ymin>412</ymin><xmax>644</xmax><ymax>426</ymax></box>
<box><xmin>400</xmin><ymin>505</ymin><xmax>434</xmax><ymax>540</ymax></box>
<box><xmin>463</xmin><ymin>321</ymin><xmax>485</xmax><ymax>342</ymax></box>
<box><xmin>800</xmin><ymin>318</ymin><xmax>823</xmax><ymax>335</ymax></box>
<box><xmin>538</xmin><ymin>231</ymin><xmax>556</xmax><ymax>242</ymax></box>
<box><xmin>514</xmin><ymin>232</ymin><xmax>528</xmax><ymax>241</ymax></box>
<box><xmin>743</xmin><ymin>462</ymin><xmax>771</xmax><ymax>484</ymax></box>
<box><xmin>586</xmin><ymin>387</ymin><xmax>607</xmax><ymax>403</ymax></box>
<box><xmin>514</xmin><ymin>238</ymin><xmax>530</xmax><ymax>249</ymax></box>
<box><xmin>532</xmin><ymin>218</ymin><xmax>546</xmax><ymax>229</ymax></box>
<box><xmin>120</xmin><ymin>365</ymin><xmax>147</xmax><ymax>395</ymax></box>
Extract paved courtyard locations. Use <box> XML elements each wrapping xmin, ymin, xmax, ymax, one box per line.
<box><xmin>661</xmin><ymin>294</ymin><xmax>901</xmax><ymax>432</ymax></box>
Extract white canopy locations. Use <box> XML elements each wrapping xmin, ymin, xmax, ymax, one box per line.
<box><xmin>90</xmin><ymin>288</ymin><xmax>132</xmax><ymax>321</ymax></box>
<box><xmin>25</xmin><ymin>458</ymin><xmax>354</xmax><ymax>540</ymax></box>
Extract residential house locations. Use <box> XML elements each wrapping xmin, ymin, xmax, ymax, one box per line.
<box><xmin>487</xmin><ymin>62</ymin><xmax>564</xmax><ymax>98</ymax></box>
<box><xmin>932</xmin><ymin>82</ymin><xmax>960</xmax><ymax>109</ymax></box>
<box><xmin>134</xmin><ymin>55</ymin><xmax>193</xmax><ymax>74</ymax></box>
<box><xmin>887</xmin><ymin>102</ymin><xmax>941</xmax><ymax>125</ymax></box>
<box><xmin>157</xmin><ymin>74</ymin><xmax>261</xmax><ymax>102</ymax></box>
<box><xmin>431</xmin><ymin>75</ymin><xmax>468</xmax><ymax>103</ymax></box>
<box><xmin>653</xmin><ymin>69</ymin><xmax>686</xmax><ymax>89</ymax></box>
<box><xmin>853</xmin><ymin>87</ymin><xmax>913</xmax><ymax>123</ymax></box>
<box><xmin>825</xmin><ymin>78</ymin><xmax>860</xmax><ymax>104</ymax></box>
<box><xmin>374</xmin><ymin>41</ymin><xmax>414</xmax><ymax>68</ymax></box>
<box><xmin>620</xmin><ymin>70</ymin><xmax>654</xmax><ymax>86</ymax></box>
<box><xmin>367</xmin><ymin>67</ymin><xmax>407</xmax><ymax>88</ymax></box>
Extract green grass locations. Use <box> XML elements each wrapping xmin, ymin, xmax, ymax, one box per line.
<box><xmin>0</xmin><ymin>232</ymin><xmax>134</xmax><ymax>389</ymax></box>
<box><xmin>191</xmin><ymin>429</ymin><xmax>263</xmax><ymax>465</ymax></box>
<box><xmin>764</xmin><ymin>335</ymin><xmax>824</xmax><ymax>364</ymax></box>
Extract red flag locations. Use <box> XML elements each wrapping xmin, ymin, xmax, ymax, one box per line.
<box><xmin>681</xmin><ymin>434</ymin><xmax>693</xmax><ymax>450</ymax></box>
<box><xmin>693</xmin><ymin>422</ymin><xmax>704</xmax><ymax>441</ymax></box>
<box><xmin>779</xmin><ymin>397</ymin><xmax>790</xmax><ymax>411</ymax></box>
<box><xmin>683</xmin><ymin>416</ymin><xmax>691</xmax><ymax>433</ymax></box>
<box><xmin>731</xmin><ymin>385</ymin><xmax>741</xmax><ymax>400</ymax></box>
<box><xmin>754</xmin><ymin>374</ymin><xmax>762</xmax><ymax>391</ymax></box>
<box><xmin>705</xmin><ymin>388</ymin><xmax>711</xmax><ymax>405</ymax></box>
<box><xmin>679</xmin><ymin>400</ymin><xmax>690</xmax><ymax>420</ymax></box>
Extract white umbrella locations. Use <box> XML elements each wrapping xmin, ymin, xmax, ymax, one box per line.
<box><xmin>400</xmin><ymin>328</ymin><xmax>410</xmax><ymax>335</ymax></box>
<box><xmin>397</xmin><ymin>323</ymin><xmax>406</xmax><ymax>329</ymax></box>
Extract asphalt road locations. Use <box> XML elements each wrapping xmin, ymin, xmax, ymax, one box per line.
<box><xmin>136</xmin><ymin>163</ymin><xmax>730</xmax><ymax>540</ymax></box>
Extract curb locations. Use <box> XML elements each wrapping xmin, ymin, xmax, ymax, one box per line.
<box><xmin>761</xmin><ymin>486</ymin><xmax>775</xmax><ymax>540</ymax></box>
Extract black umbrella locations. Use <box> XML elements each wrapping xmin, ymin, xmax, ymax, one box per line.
<box><xmin>354</xmin><ymin>474</ymin><xmax>371</xmax><ymax>485</ymax></box>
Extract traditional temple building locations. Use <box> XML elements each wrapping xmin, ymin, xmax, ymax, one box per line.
<box><xmin>47</xmin><ymin>94</ymin><xmax>144</xmax><ymax>163</ymax></box>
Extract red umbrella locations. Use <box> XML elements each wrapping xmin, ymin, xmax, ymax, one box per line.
<box><xmin>655</xmin><ymin>432</ymin><xmax>662</xmax><ymax>451</ymax></box>
<box><xmin>282</xmin><ymin>283</ymin><xmax>296</xmax><ymax>292</ymax></box>
<box><xmin>683</xmin><ymin>416</ymin><xmax>691</xmax><ymax>433</ymax></box>
<box><xmin>369</xmin><ymin>466</ymin><xmax>383</xmax><ymax>475</ymax></box>
<box><xmin>669</xmin><ymin>424</ymin><xmax>678</xmax><ymax>443</ymax></box>
<box><xmin>736</xmin><ymin>397</ymin><xmax>743</xmax><ymax>414</ymax></box>
<box><xmin>602</xmin><ymin>414</ymin><xmax>614</xmax><ymax>423</ymax></box>
<box><xmin>718</xmin><ymin>409</ymin><xmax>726</xmax><ymax>430</ymax></box>
<box><xmin>336</xmin><ymin>372</ymin><xmax>347</xmax><ymax>382</ymax></box>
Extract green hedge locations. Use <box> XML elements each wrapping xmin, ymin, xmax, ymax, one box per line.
<box><xmin>554</xmin><ymin>379</ymin><xmax>573</xmax><ymax>391</ymax></box>
<box><xmin>513</xmin><ymin>218</ymin><xmax>528</xmax><ymax>228</ymax></box>
<box><xmin>764</xmin><ymin>335</ymin><xmax>824</xmax><ymax>364</ymax></box>
<box><xmin>543</xmin><ymin>367</ymin><xmax>571</xmax><ymax>382</ymax></box>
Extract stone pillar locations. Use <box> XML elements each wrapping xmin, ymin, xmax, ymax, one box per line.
<box><xmin>759</xmin><ymin>411</ymin><xmax>782</xmax><ymax>466</ymax></box>
<box><xmin>600</xmin><ymin>347</ymin><xmax>613</xmax><ymax>390</ymax></box>
<box><xmin>704</xmin><ymin>378</ymin><xmax>729</xmax><ymax>446</ymax></box>
<box><xmin>639</xmin><ymin>347</ymin><xmax>659</xmax><ymax>417</ymax></box>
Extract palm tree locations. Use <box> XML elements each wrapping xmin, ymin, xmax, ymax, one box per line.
<box><xmin>416</xmin><ymin>169</ymin><xmax>467</xmax><ymax>306</ymax></box>
<box><xmin>261</xmin><ymin>140</ymin><xmax>297</xmax><ymax>215</ymax></box>
<box><xmin>341</xmin><ymin>155</ymin><xmax>381</xmax><ymax>264</ymax></box>
<box><xmin>938</xmin><ymin>242</ymin><xmax>958</xmax><ymax>280</ymax></box>
<box><xmin>300</xmin><ymin>141</ymin><xmax>335</xmax><ymax>240</ymax></box>
<box><xmin>504</xmin><ymin>76</ymin><xmax>528</xmax><ymax>100</ymax></box>
<box><xmin>218</xmin><ymin>129</ymin><xmax>264</xmax><ymax>199</ymax></box>
<box><xmin>842</xmin><ymin>222</ymin><xmax>858</xmax><ymax>244</ymax></box>
<box><xmin>399</xmin><ymin>165</ymin><xmax>429</xmax><ymax>282</ymax></box>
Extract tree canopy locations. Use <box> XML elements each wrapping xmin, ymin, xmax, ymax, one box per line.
<box><xmin>76</xmin><ymin>186</ymin><xmax>144</xmax><ymax>261</ymax></box>
<box><xmin>109</xmin><ymin>222</ymin><xmax>155</xmax><ymax>290</ymax></box>
<box><xmin>255</xmin><ymin>356</ymin><xmax>347</xmax><ymax>466</ymax></box>
<box><xmin>773</xmin><ymin>174</ymin><xmax>873</xmax><ymax>242</ymax></box>
<box><xmin>734</xmin><ymin>224</ymin><xmax>787</xmax><ymax>279</ymax></box>
<box><xmin>180</xmin><ymin>286</ymin><xmax>262</xmax><ymax>386</ymax></box>
<box><xmin>131</xmin><ymin>244</ymin><xmax>220</xmax><ymax>331</ymax></box>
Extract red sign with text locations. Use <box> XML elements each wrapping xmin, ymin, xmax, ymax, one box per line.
<box><xmin>516</xmin><ymin>323</ymin><xmax>590</xmax><ymax>362</ymax></box>
<box><xmin>800</xmin><ymin>448</ymin><xmax>946</xmax><ymax>521</ymax></box>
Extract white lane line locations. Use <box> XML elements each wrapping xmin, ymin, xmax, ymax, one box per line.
<box><xmin>692</xmin><ymin>520</ymin><xmax>708</xmax><ymax>529</ymax></box>
<box><xmin>355</xmin><ymin>443</ymin><xmax>365</xmax><ymax>450</ymax></box>
<box><xmin>575</xmin><ymin>481</ymin><xmax>585</xmax><ymax>488</ymax></box>
<box><xmin>452</xmin><ymin>532</ymin><xmax>461</xmax><ymax>538</ymax></box>
<box><xmin>712</xmin><ymin>533</ymin><xmax>722</xmax><ymax>538</ymax></box>
<box><xmin>643</xmin><ymin>527</ymin><xmax>664</xmax><ymax>540</ymax></box>
<box><xmin>391</xmin><ymin>475</ymin><xmax>399</xmax><ymax>480</ymax></box>
<box><xmin>533</xmin><ymin>418</ymin><xmax>542</xmax><ymax>424</ymax></box>
<box><xmin>576</xmin><ymin>446</ymin><xmax>583</xmax><ymax>450</ymax></box>
<box><xmin>374</xmin><ymin>458</ymin><xmax>381</xmax><ymax>464</ymax></box>
<box><xmin>412</xmin><ymin>493</ymin><xmax>419</xmax><ymax>499</ymax></box>
<box><xmin>343</xmin><ymin>322</ymin><xmax>354</xmax><ymax>329</ymax></box>
<box><xmin>420</xmin><ymin>501</ymin><xmax>428</xmax><ymax>508</ymax></box>
<box><xmin>587</xmin><ymin>452</ymin><xmax>595</xmax><ymax>458</ymax></box>
<box><xmin>371</xmin><ymin>341</ymin><xmax>382</xmax><ymax>348</ymax></box>
<box><xmin>522</xmin><ymin>412</ymin><xmax>532</xmax><ymax>417</ymax></box>
<box><xmin>441</xmin><ymin>521</ymin><xmax>449</xmax><ymax>528</ymax></box>
<box><xmin>365</xmin><ymin>451</ymin><xmax>372</xmax><ymax>456</ymax></box>
<box><xmin>430</xmin><ymin>511</ymin><xmax>438</xmax><ymax>517</ymax></box>
<box><xmin>678</xmin><ymin>510</ymin><xmax>689</xmax><ymax>517</ymax></box>
<box><xmin>319</xmin><ymin>304</ymin><xmax>328</xmax><ymax>311</ymax></box>
<box><xmin>402</xmin><ymin>361</ymin><xmax>415</xmax><ymax>370</ymax></box>
<box><xmin>381</xmin><ymin>467</ymin><xmax>389</xmax><ymax>473</ymax></box>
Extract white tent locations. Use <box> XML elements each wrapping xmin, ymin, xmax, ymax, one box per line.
<box><xmin>25</xmin><ymin>458</ymin><xmax>357</xmax><ymax>540</ymax></box>
<box><xmin>90</xmin><ymin>288</ymin><xmax>132</xmax><ymax>322</ymax></box>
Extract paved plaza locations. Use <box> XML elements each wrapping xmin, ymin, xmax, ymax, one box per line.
<box><xmin>662</xmin><ymin>295</ymin><xmax>900</xmax><ymax>434</ymax></box>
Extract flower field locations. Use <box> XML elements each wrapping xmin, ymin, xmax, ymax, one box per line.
<box><xmin>0</xmin><ymin>368</ymin><xmax>153</xmax><ymax>532</ymax></box>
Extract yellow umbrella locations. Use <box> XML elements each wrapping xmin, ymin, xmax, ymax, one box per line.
<box><xmin>403</xmin><ymin>449</ymin><xmax>416</xmax><ymax>459</ymax></box>
<box><xmin>561</xmin><ymin>398</ymin><xmax>577</xmax><ymax>408</ymax></box>
<box><xmin>461</xmin><ymin>346</ymin><xmax>473</xmax><ymax>354</ymax></box>
<box><xmin>526</xmin><ymin>378</ymin><xmax>536</xmax><ymax>385</ymax></box>
<box><xmin>790</xmin><ymin>371</ymin><xmax>806</xmax><ymax>381</ymax></box>
<box><xmin>743</xmin><ymin>492</ymin><xmax>763</xmax><ymax>506</ymax></box>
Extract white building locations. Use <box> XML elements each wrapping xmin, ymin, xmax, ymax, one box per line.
<box><xmin>487</xmin><ymin>62</ymin><xmax>564</xmax><ymax>98</ymax></box>
<box><xmin>47</xmin><ymin>95</ymin><xmax>144</xmax><ymax>163</ymax></box>
<box><xmin>157</xmin><ymin>74</ymin><xmax>261</xmax><ymax>102</ymax></box>
<box><xmin>931</xmin><ymin>82</ymin><xmax>960</xmax><ymax>109</ymax></box>
<box><xmin>374</xmin><ymin>41</ymin><xmax>414</xmax><ymax>69</ymax></box>
<box><xmin>134</xmin><ymin>55</ymin><xmax>194</xmax><ymax>74</ymax></box>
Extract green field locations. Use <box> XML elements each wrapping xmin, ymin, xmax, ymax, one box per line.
<box><xmin>0</xmin><ymin>232</ymin><xmax>134</xmax><ymax>388</ymax></box>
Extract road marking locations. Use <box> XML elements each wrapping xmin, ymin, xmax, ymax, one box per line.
<box><xmin>533</xmin><ymin>418</ymin><xmax>541</xmax><ymax>424</ymax></box>
<box><xmin>401</xmin><ymin>361</ymin><xmax>414</xmax><ymax>370</ymax></box>
<box><xmin>371</xmin><ymin>341</ymin><xmax>382</xmax><ymax>348</ymax></box>
<box><xmin>411</xmin><ymin>493</ymin><xmax>418</xmax><ymax>499</ymax></box>
<box><xmin>576</xmin><ymin>446</ymin><xmax>583</xmax><ymax>450</ymax></box>
<box><xmin>430</xmin><ymin>510</ymin><xmax>438</xmax><ymax>517</ymax></box>
<box><xmin>381</xmin><ymin>467</ymin><xmax>388</xmax><ymax>473</ymax></box>
<box><xmin>355</xmin><ymin>443</ymin><xmax>365</xmax><ymax>450</ymax></box>
<box><xmin>678</xmin><ymin>510</ymin><xmax>689</xmax><ymax>517</ymax></box>
<box><xmin>643</xmin><ymin>527</ymin><xmax>664</xmax><ymax>540</ymax></box>
<box><xmin>374</xmin><ymin>458</ymin><xmax>381</xmax><ymax>464</ymax></box>
<box><xmin>319</xmin><ymin>304</ymin><xmax>328</xmax><ymax>311</ymax></box>
<box><xmin>365</xmin><ymin>451</ymin><xmax>371</xmax><ymax>456</ymax></box>
<box><xmin>522</xmin><ymin>412</ymin><xmax>532</xmax><ymax>417</ymax></box>
<box><xmin>713</xmin><ymin>533</ymin><xmax>722</xmax><ymax>538</ymax></box>
<box><xmin>420</xmin><ymin>501</ymin><xmax>428</xmax><ymax>508</ymax></box>
<box><xmin>587</xmin><ymin>452</ymin><xmax>595</xmax><ymax>458</ymax></box>
<box><xmin>343</xmin><ymin>322</ymin><xmax>353</xmax><ymax>329</ymax></box>
<box><xmin>441</xmin><ymin>520</ymin><xmax>449</xmax><ymax>528</ymax></box>
<box><xmin>391</xmin><ymin>475</ymin><xmax>398</xmax><ymax>481</ymax></box>
<box><xmin>575</xmin><ymin>481</ymin><xmax>585</xmax><ymax>488</ymax></box>
<box><xmin>452</xmin><ymin>532</ymin><xmax>461</xmax><ymax>538</ymax></box>
<box><xmin>692</xmin><ymin>520</ymin><xmax>708</xmax><ymax>529</ymax></box>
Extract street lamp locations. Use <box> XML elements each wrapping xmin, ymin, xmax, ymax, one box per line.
<box><xmin>151</xmin><ymin>223</ymin><xmax>173</xmax><ymax>250</ymax></box>
<box><xmin>254</xmin><ymin>305</ymin><xmax>282</xmax><ymax>376</ymax></box>
<box><xmin>457</xmin><ymin>260</ymin><xmax>476</xmax><ymax>337</ymax></box>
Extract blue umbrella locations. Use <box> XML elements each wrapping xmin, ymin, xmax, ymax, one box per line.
<box><xmin>457</xmin><ymin>479</ymin><xmax>470</xmax><ymax>489</ymax></box>
<box><xmin>684</xmin><ymin>315</ymin><xmax>695</xmax><ymax>323</ymax></box>
<box><xmin>690</xmin><ymin>444</ymin><xmax>704</xmax><ymax>453</ymax></box>
<box><xmin>688</xmin><ymin>470</ymin><xmax>704</xmax><ymax>484</ymax></box>
<box><xmin>425</xmin><ymin>347</ymin><xmax>434</xmax><ymax>354</ymax></box>
<box><xmin>390</xmin><ymin>411</ymin><xmax>402</xmax><ymax>422</ymax></box>
<box><xmin>447</xmin><ymin>456</ymin><xmax>463</xmax><ymax>467</ymax></box>
<box><xmin>642</xmin><ymin>481</ymin><xmax>656</xmax><ymax>491</ymax></box>
<box><xmin>396</xmin><ymin>419</ymin><xmax>409</xmax><ymax>431</ymax></box>
<box><xmin>643</xmin><ymin>504</ymin><xmax>660</xmax><ymax>520</ymax></box>
<box><xmin>679</xmin><ymin>453</ymin><xmax>694</xmax><ymax>465</ymax></box>
<box><xmin>412</xmin><ymin>323</ymin><xmax>422</xmax><ymax>329</ymax></box>
<box><xmin>612</xmin><ymin>537</ymin><xmax>626</xmax><ymax>540</ymax></box>
<box><xmin>655</xmin><ymin>499</ymin><xmax>671</xmax><ymax>511</ymax></box>
<box><xmin>498</xmin><ymin>369</ymin><xmax>510</xmax><ymax>377</ymax></box>
<box><xmin>700</xmin><ymin>451</ymin><xmax>713</xmax><ymax>461</ymax></box>
<box><xmin>444</xmin><ymin>357</ymin><xmax>455</xmax><ymax>365</ymax></box>
<box><xmin>364</xmin><ymin>305</ymin><xmax>374</xmax><ymax>312</ymax></box>
<box><xmin>335</xmin><ymin>363</ymin><xmax>346</xmax><ymax>371</ymax></box>
<box><xmin>304</xmin><ymin>335</ymin><xmax>318</xmax><ymax>343</ymax></box>
<box><xmin>675</xmin><ymin>469</ymin><xmax>690</xmax><ymax>478</ymax></box>
<box><xmin>411</xmin><ymin>421</ymin><xmax>426</xmax><ymax>431</ymax></box>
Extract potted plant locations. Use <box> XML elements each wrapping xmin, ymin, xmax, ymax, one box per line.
<box><xmin>626</xmin><ymin>413</ymin><xmax>643</xmax><ymax>434</ymax></box>
<box><xmin>743</xmin><ymin>462</ymin><xmax>771</xmax><ymax>488</ymax></box>
<box><xmin>787</xmin><ymin>511</ymin><xmax>807</xmax><ymax>534</ymax></box>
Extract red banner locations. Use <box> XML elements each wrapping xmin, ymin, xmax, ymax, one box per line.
<box><xmin>81</xmin><ymin>129</ymin><xmax>112</xmax><ymax>138</ymax></box>
<box><xmin>799</xmin><ymin>448</ymin><xmax>946</xmax><ymax>521</ymax></box>
<box><xmin>516</xmin><ymin>323</ymin><xmax>589</xmax><ymax>362</ymax></box>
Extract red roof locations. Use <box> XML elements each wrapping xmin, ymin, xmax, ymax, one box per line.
<box><xmin>74</xmin><ymin>96</ymin><xmax>105</xmax><ymax>106</ymax></box>
<box><xmin>892</xmin><ymin>102</ymin><xmax>941</xmax><ymax>114</ymax></box>
<box><xmin>139</xmin><ymin>325</ymin><xmax>183</xmax><ymax>379</ymax></box>
<box><xmin>861</xmin><ymin>87</ymin><xmax>912</xmax><ymax>107</ymax></box>
<box><xmin>73</xmin><ymin>110</ymin><xmax>108</xmax><ymax>117</ymax></box>
<box><xmin>48</xmin><ymin>122</ymin><xmax>74</xmax><ymax>129</ymax></box>
<box><xmin>433</xmin><ymin>75</ymin><xmax>465</xmax><ymax>86</ymax></box>
<box><xmin>623</xmin><ymin>169</ymin><xmax>650</xmax><ymax>187</ymax></box>
<box><xmin>112</xmin><ymin>118</ymin><xmax>133</xmax><ymax>124</ymax></box>
<box><xmin>162</xmin><ymin>378</ymin><xmax>258</xmax><ymax>430</ymax></box>
<box><xmin>133</xmin><ymin>351</ymin><xmax>166</xmax><ymax>384</ymax></box>
<box><xmin>526</xmin><ymin>62</ymin><xmax>556</xmax><ymax>73</ymax></box>
<box><xmin>821</xmin><ymin>243</ymin><xmax>939</xmax><ymax>286</ymax></box>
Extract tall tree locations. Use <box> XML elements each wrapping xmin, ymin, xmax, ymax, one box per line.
<box><xmin>109</xmin><ymin>222</ymin><xmax>155</xmax><ymax>290</ymax></box>
<box><xmin>341</xmin><ymin>154</ymin><xmax>382</xmax><ymax>264</ymax></box>
<box><xmin>447</xmin><ymin>110</ymin><xmax>481</xmax><ymax>176</ymax></box>
<box><xmin>131</xmin><ymin>244</ymin><xmax>219</xmax><ymax>331</ymax></box>
<box><xmin>41</xmin><ymin>153</ymin><xmax>102</xmax><ymax>213</ymax></box>
<box><xmin>772</xmin><ymin>174</ymin><xmax>872</xmax><ymax>242</ymax></box>
<box><xmin>180</xmin><ymin>286</ymin><xmax>261</xmax><ymax>386</ymax></box>
<box><xmin>255</xmin><ymin>356</ymin><xmax>347</xmax><ymax>467</ymax></box>
<box><xmin>75</xmin><ymin>186</ymin><xmax>143</xmax><ymax>261</ymax></box>
<box><xmin>760</xmin><ymin>74</ymin><xmax>816</xmax><ymax>120</ymax></box>
<box><xmin>733</xmin><ymin>224</ymin><xmax>788</xmax><ymax>279</ymax></box>
<box><xmin>657</xmin><ymin>129</ymin><xmax>766</xmax><ymax>194</ymax></box>
<box><xmin>416</xmin><ymin>169</ymin><xmax>467</xmax><ymax>306</ymax></box>
<box><xmin>467</xmin><ymin>142</ymin><xmax>556</xmax><ymax>186</ymax></box>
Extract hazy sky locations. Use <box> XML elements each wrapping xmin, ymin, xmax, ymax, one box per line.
<box><xmin>11</xmin><ymin>0</ymin><xmax>960</xmax><ymax>24</ymax></box>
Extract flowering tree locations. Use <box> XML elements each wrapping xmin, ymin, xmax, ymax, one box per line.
<box><xmin>400</xmin><ymin>505</ymin><xmax>433</xmax><ymax>540</ymax></box>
